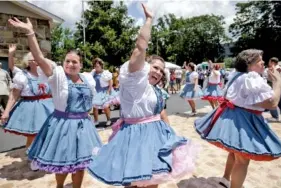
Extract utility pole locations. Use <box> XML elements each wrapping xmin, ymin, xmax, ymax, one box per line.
<box><xmin>82</xmin><ymin>0</ymin><xmax>86</xmax><ymax>60</ymax></box>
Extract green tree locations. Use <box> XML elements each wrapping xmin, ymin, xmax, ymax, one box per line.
<box><xmin>50</xmin><ymin>25</ymin><xmax>76</xmax><ymax>63</ymax></box>
<box><xmin>148</xmin><ymin>14</ymin><xmax>229</xmax><ymax>65</ymax></box>
<box><xmin>75</xmin><ymin>1</ymin><xmax>138</xmax><ymax>68</ymax></box>
<box><xmin>230</xmin><ymin>1</ymin><xmax>281</xmax><ymax>61</ymax></box>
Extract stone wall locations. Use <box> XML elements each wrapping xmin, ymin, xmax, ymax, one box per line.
<box><xmin>0</xmin><ymin>13</ymin><xmax>52</xmax><ymax>66</ymax></box>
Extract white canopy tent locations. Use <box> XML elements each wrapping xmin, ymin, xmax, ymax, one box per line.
<box><xmin>165</xmin><ymin>62</ymin><xmax>181</xmax><ymax>69</ymax></box>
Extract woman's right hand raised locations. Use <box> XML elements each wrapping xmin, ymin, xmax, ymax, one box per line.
<box><xmin>268</xmin><ymin>67</ymin><xmax>281</xmax><ymax>84</ymax></box>
<box><xmin>8</xmin><ymin>17</ymin><xmax>34</xmax><ymax>34</ymax></box>
<box><xmin>8</xmin><ymin>44</ymin><xmax>17</xmax><ymax>54</ymax></box>
<box><xmin>141</xmin><ymin>3</ymin><xmax>153</xmax><ymax>20</ymax></box>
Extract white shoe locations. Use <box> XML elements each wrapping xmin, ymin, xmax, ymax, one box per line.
<box><xmin>94</xmin><ymin>121</ymin><xmax>99</xmax><ymax>126</ymax></box>
<box><xmin>29</xmin><ymin>161</ymin><xmax>39</xmax><ymax>171</ymax></box>
<box><xmin>106</xmin><ymin>120</ymin><xmax>112</xmax><ymax>126</ymax></box>
<box><xmin>190</xmin><ymin>111</ymin><xmax>197</xmax><ymax>116</ymax></box>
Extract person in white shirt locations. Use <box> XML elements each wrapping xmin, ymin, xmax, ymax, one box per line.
<box><xmin>195</xmin><ymin>49</ymin><xmax>281</xmax><ymax>188</ymax></box>
<box><xmin>265</xmin><ymin>57</ymin><xmax>281</xmax><ymax>122</ymax></box>
<box><xmin>180</xmin><ymin>63</ymin><xmax>203</xmax><ymax>115</ymax></box>
<box><xmin>8</xmin><ymin>17</ymin><xmax>102</xmax><ymax>187</ymax></box>
<box><xmin>91</xmin><ymin>58</ymin><xmax>119</xmax><ymax>126</ymax></box>
<box><xmin>202</xmin><ymin>64</ymin><xmax>223</xmax><ymax>109</ymax></box>
<box><xmin>175</xmin><ymin>68</ymin><xmax>182</xmax><ymax>91</ymax></box>
<box><xmin>88</xmin><ymin>4</ymin><xmax>198</xmax><ymax>187</ymax></box>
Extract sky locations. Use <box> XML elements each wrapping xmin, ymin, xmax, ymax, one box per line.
<box><xmin>28</xmin><ymin>0</ymin><xmax>245</xmax><ymax>35</ymax></box>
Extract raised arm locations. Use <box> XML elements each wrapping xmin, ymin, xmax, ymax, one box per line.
<box><xmin>8</xmin><ymin>44</ymin><xmax>16</xmax><ymax>71</ymax></box>
<box><xmin>8</xmin><ymin>18</ymin><xmax>52</xmax><ymax>77</ymax></box>
<box><xmin>129</xmin><ymin>4</ymin><xmax>153</xmax><ymax>73</ymax></box>
<box><xmin>255</xmin><ymin>69</ymin><xmax>281</xmax><ymax>109</ymax></box>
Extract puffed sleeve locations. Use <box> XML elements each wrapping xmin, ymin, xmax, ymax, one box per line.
<box><xmin>37</xmin><ymin>59</ymin><xmax>57</xmax><ymax>83</ymax></box>
<box><xmin>243</xmin><ymin>71</ymin><xmax>273</xmax><ymax>105</ymax></box>
<box><xmin>81</xmin><ymin>72</ymin><xmax>96</xmax><ymax>98</ymax></box>
<box><xmin>191</xmin><ymin>72</ymin><xmax>199</xmax><ymax>79</ymax></box>
<box><xmin>101</xmin><ymin>70</ymin><xmax>113</xmax><ymax>82</ymax></box>
<box><xmin>47</xmin><ymin>65</ymin><xmax>68</xmax><ymax>98</ymax></box>
<box><xmin>11</xmin><ymin>71</ymin><xmax>28</xmax><ymax>90</ymax></box>
<box><xmin>12</xmin><ymin>66</ymin><xmax>22</xmax><ymax>76</ymax></box>
<box><xmin>119</xmin><ymin>61</ymin><xmax>150</xmax><ymax>97</ymax></box>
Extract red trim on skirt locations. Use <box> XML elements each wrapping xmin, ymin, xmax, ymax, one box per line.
<box><xmin>210</xmin><ymin>141</ymin><xmax>278</xmax><ymax>161</ymax></box>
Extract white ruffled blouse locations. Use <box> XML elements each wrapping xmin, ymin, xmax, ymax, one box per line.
<box><xmin>188</xmin><ymin>72</ymin><xmax>199</xmax><ymax>84</ymax></box>
<box><xmin>46</xmin><ymin>63</ymin><xmax>96</xmax><ymax>112</ymax></box>
<box><xmin>119</xmin><ymin>61</ymin><xmax>158</xmax><ymax>118</ymax></box>
<box><xmin>12</xmin><ymin>67</ymin><xmax>40</xmax><ymax>96</ymax></box>
<box><xmin>91</xmin><ymin>69</ymin><xmax>112</xmax><ymax>87</ymax></box>
<box><xmin>225</xmin><ymin>71</ymin><xmax>273</xmax><ymax>111</ymax></box>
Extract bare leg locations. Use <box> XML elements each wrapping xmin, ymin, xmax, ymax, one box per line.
<box><xmin>93</xmin><ymin>108</ymin><xmax>99</xmax><ymax>122</ymax></box>
<box><xmin>56</xmin><ymin>173</ymin><xmax>68</xmax><ymax>188</ymax></box>
<box><xmin>230</xmin><ymin>154</ymin><xmax>250</xmax><ymax>188</ymax></box>
<box><xmin>72</xmin><ymin>170</ymin><xmax>85</xmax><ymax>188</ymax></box>
<box><xmin>104</xmin><ymin>107</ymin><xmax>111</xmax><ymax>120</ymax></box>
<box><xmin>223</xmin><ymin>153</ymin><xmax>235</xmax><ymax>181</ymax></box>
<box><xmin>209</xmin><ymin>100</ymin><xmax>215</xmax><ymax>109</ymax></box>
<box><xmin>213</xmin><ymin>100</ymin><xmax>219</xmax><ymax>108</ymax></box>
<box><xmin>26</xmin><ymin>135</ymin><xmax>35</xmax><ymax>148</ymax></box>
<box><xmin>188</xmin><ymin>100</ymin><xmax>196</xmax><ymax>112</ymax></box>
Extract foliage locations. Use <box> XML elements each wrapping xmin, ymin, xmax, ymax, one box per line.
<box><xmin>230</xmin><ymin>1</ymin><xmax>281</xmax><ymax>62</ymax></box>
<box><xmin>75</xmin><ymin>1</ymin><xmax>139</xmax><ymax>69</ymax></box>
<box><xmin>50</xmin><ymin>25</ymin><xmax>76</xmax><ymax>63</ymax></box>
<box><xmin>148</xmin><ymin>14</ymin><xmax>230</xmax><ymax>65</ymax></box>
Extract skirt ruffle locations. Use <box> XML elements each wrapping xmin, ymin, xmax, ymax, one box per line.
<box><xmin>27</xmin><ymin>114</ymin><xmax>102</xmax><ymax>173</ymax></box>
<box><xmin>202</xmin><ymin>84</ymin><xmax>223</xmax><ymax>100</ymax></box>
<box><xmin>194</xmin><ymin>106</ymin><xmax>281</xmax><ymax>161</ymax></box>
<box><xmin>180</xmin><ymin>84</ymin><xmax>203</xmax><ymax>100</ymax></box>
<box><xmin>3</xmin><ymin>98</ymin><xmax>54</xmax><ymax>135</ymax></box>
<box><xmin>88</xmin><ymin>120</ymin><xmax>199</xmax><ymax>186</ymax></box>
<box><xmin>92</xmin><ymin>89</ymin><xmax>120</xmax><ymax>109</ymax></box>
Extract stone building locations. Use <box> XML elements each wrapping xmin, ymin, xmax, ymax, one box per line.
<box><xmin>0</xmin><ymin>1</ymin><xmax>63</xmax><ymax>71</ymax></box>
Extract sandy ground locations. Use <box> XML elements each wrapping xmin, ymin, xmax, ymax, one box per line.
<box><xmin>1</xmin><ymin>106</ymin><xmax>281</xmax><ymax>188</ymax></box>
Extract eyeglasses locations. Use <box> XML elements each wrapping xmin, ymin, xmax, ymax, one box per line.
<box><xmin>95</xmin><ymin>60</ymin><xmax>101</xmax><ymax>63</ymax></box>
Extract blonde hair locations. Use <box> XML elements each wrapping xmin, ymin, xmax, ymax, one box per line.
<box><xmin>22</xmin><ymin>52</ymin><xmax>33</xmax><ymax>69</ymax></box>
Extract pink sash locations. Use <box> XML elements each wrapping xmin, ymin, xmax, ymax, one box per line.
<box><xmin>109</xmin><ymin>115</ymin><xmax>161</xmax><ymax>141</ymax></box>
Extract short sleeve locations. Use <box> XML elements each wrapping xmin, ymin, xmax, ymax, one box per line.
<box><xmin>191</xmin><ymin>72</ymin><xmax>199</xmax><ymax>79</ymax></box>
<box><xmin>243</xmin><ymin>71</ymin><xmax>273</xmax><ymax>105</ymax></box>
<box><xmin>119</xmin><ymin>61</ymin><xmax>150</xmax><ymax>97</ymax></box>
<box><xmin>81</xmin><ymin>72</ymin><xmax>96</xmax><ymax>98</ymax></box>
<box><xmin>214</xmin><ymin>70</ymin><xmax>220</xmax><ymax>76</ymax></box>
<box><xmin>12</xmin><ymin>66</ymin><xmax>22</xmax><ymax>76</ymax></box>
<box><xmin>11</xmin><ymin>71</ymin><xmax>27</xmax><ymax>90</ymax></box>
<box><xmin>48</xmin><ymin>65</ymin><xmax>67</xmax><ymax>95</ymax></box>
<box><xmin>37</xmin><ymin>59</ymin><xmax>57</xmax><ymax>82</ymax></box>
<box><xmin>101</xmin><ymin>70</ymin><xmax>112</xmax><ymax>81</ymax></box>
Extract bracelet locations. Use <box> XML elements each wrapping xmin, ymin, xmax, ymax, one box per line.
<box><xmin>26</xmin><ymin>31</ymin><xmax>35</xmax><ymax>36</ymax></box>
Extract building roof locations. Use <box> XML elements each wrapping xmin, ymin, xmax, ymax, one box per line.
<box><xmin>11</xmin><ymin>1</ymin><xmax>64</xmax><ymax>25</ymax></box>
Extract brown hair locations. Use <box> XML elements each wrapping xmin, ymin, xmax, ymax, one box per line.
<box><xmin>234</xmin><ymin>49</ymin><xmax>263</xmax><ymax>73</ymax></box>
<box><xmin>66</xmin><ymin>49</ymin><xmax>83</xmax><ymax>63</ymax></box>
<box><xmin>213</xmin><ymin>64</ymin><xmax>220</xmax><ymax>70</ymax></box>
<box><xmin>188</xmin><ymin>62</ymin><xmax>196</xmax><ymax>71</ymax></box>
<box><xmin>92</xmin><ymin>57</ymin><xmax>104</xmax><ymax>68</ymax></box>
<box><xmin>270</xmin><ymin>57</ymin><xmax>279</xmax><ymax>64</ymax></box>
<box><xmin>148</xmin><ymin>55</ymin><xmax>165</xmax><ymax>66</ymax></box>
